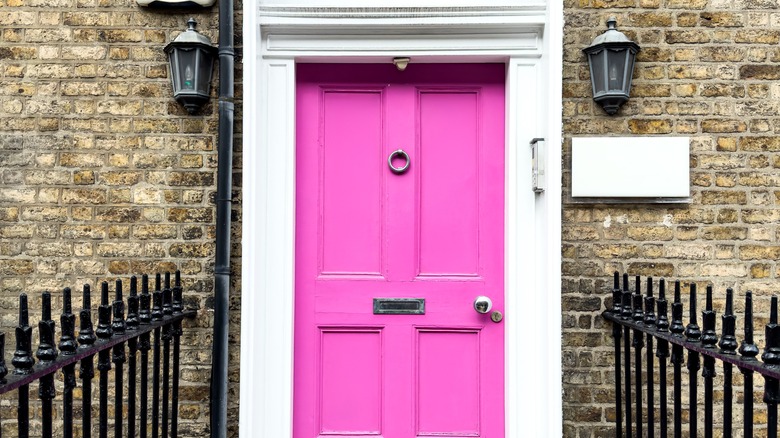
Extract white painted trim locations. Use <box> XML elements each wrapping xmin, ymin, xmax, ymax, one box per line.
<box><xmin>240</xmin><ymin>5</ymin><xmax>563</xmax><ymax>438</ymax></box>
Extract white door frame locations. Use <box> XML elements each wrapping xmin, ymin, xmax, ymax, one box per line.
<box><xmin>240</xmin><ymin>4</ymin><xmax>563</xmax><ymax>437</ymax></box>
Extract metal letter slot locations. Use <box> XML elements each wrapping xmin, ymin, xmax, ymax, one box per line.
<box><xmin>373</xmin><ymin>298</ymin><xmax>425</xmax><ymax>315</ymax></box>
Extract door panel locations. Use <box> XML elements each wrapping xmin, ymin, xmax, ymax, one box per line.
<box><xmin>417</xmin><ymin>90</ymin><xmax>480</xmax><ymax>277</ymax></box>
<box><xmin>320</xmin><ymin>89</ymin><xmax>385</xmax><ymax>276</ymax></box>
<box><xmin>295</xmin><ymin>63</ymin><xmax>505</xmax><ymax>438</ymax></box>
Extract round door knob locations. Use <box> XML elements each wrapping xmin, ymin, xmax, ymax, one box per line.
<box><xmin>473</xmin><ymin>296</ymin><xmax>493</xmax><ymax>314</ymax></box>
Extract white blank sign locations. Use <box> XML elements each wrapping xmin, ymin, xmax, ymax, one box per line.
<box><xmin>571</xmin><ymin>137</ymin><xmax>690</xmax><ymax>198</ymax></box>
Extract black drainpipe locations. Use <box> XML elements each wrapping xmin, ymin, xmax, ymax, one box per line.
<box><xmin>210</xmin><ymin>0</ymin><xmax>233</xmax><ymax>435</ymax></box>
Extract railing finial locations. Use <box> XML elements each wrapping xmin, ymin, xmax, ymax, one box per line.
<box><xmin>739</xmin><ymin>291</ymin><xmax>759</xmax><ymax>360</ymax></box>
<box><xmin>702</xmin><ymin>285</ymin><xmax>718</xmax><ymax>348</ymax></box>
<box><xmin>656</xmin><ymin>278</ymin><xmax>669</xmax><ymax>332</ymax></box>
<box><xmin>644</xmin><ymin>277</ymin><xmax>656</xmax><ymax>326</ymax></box>
<box><xmin>12</xmin><ymin>294</ymin><xmax>34</xmax><ymax>375</ymax></box>
<box><xmin>670</xmin><ymin>281</ymin><xmax>684</xmax><ymax>336</ymax></box>
<box><xmin>763</xmin><ymin>296</ymin><xmax>780</xmax><ymax>366</ymax></box>
<box><xmin>96</xmin><ymin>282</ymin><xmax>113</xmax><ymax>340</ymax></box>
<box><xmin>719</xmin><ymin>288</ymin><xmax>738</xmax><ymax>354</ymax></box>
<box><xmin>112</xmin><ymin>279</ymin><xmax>126</xmax><ymax>335</ymax></box>
<box><xmin>36</xmin><ymin>292</ymin><xmax>58</xmax><ymax>363</ymax></box>
<box><xmin>685</xmin><ymin>283</ymin><xmax>701</xmax><ymax>342</ymax></box>
<box><xmin>78</xmin><ymin>284</ymin><xmax>96</xmax><ymax>348</ymax></box>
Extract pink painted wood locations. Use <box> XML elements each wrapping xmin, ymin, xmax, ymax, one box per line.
<box><xmin>295</xmin><ymin>63</ymin><xmax>505</xmax><ymax>438</ymax></box>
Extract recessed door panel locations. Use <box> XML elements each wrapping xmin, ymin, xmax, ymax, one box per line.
<box><xmin>295</xmin><ymin>63</ymin><xmax>505</xmax><ymax>438</ymax></box>
<box><xmin>319</xmin><ymin>328</ymin><xmax>383</xmax><ymax>435</ymax></box>
<box><xmin>418</xmin><ymin>90</ymin><xmax>480</xmax><ymax>277</ymax></box>
<box><xmin>320</xmin><ymin>90</ymin><xmax>384</xmax><ymax>277</ymax></box>
<box><xmin>416</xmin><ymin>329</ymin><xmax>481</xmax><ymax>436</ymax></box>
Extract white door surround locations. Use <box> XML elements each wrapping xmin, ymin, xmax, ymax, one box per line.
<box><xmin>239</xmin><ymin>4</ymin><xmax>563</xmax><ymax>438</ymax></box>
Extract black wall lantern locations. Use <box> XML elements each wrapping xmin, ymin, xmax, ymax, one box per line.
<box><xmin>165</xmin><ymin>19</ymin><xmax>217</xmax><ymax>114</ymax></box>
<box><xmin>583</xmin><ymin>17</ymin><xmax>641</xmax><ymax>115</ymax></box>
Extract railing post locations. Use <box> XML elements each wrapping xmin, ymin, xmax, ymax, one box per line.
<box><xmin>644</xmin><ymin>277</ymin><xmax>656</xmax><ymax>437</ymax></box>
<box><xmin>685</xmin><ymin>284</ymin><xmax>701</xmax><ymax>438</ymax></box>
<box><xmin>60</xmin><ymin>287</ymin><xmax>78</xmax><ymax>438</ymax></box>
<box><xmin>701</xmin><ymin>285</ymin><xmax>718</xmax><ymax>438</ymax></box>
<box><xmin>96</xmin><ymin>282</ymin><xmax>113</xmax><ymax>438</ymax></box>
<box><xmin>0</xmin><ymin>332</ymin><xmax>5</xmax><ymax>438</ymax></box>
<box><xmin>739</xmin><ymin>291</ymin><xmax>759</xmax><ymax>437</ymax></box>
<box><xmin>152</xmin><ymin>273</ymin><xmax>164</xmax><ymax>438</ymax></box>
<box><xmin>79</xmin><ymin>285</ymin><xmax>97</xmax><ymax>438</ymax></box>
<box><xmin>36</xmin><ymin>292</ymin><xmax>58</xmax><ymax>438</ymax></box>
<box><xmin>128</xmin><ymin>276</ymin><xmax>140</xmax><ymax>438</ymax></box>
<box><xmin>656</xmin><ymin>279</ymin><xmax>669</xmax><ymax>438</ymax></box>
<box><xmin>719</xmin><ymin>288</ymin><xmax>737</xmax><ymax>438</ymax></box>
<box><xmin>669</xmin><ymin>281</ymin><xmax>684</xmax><ymax>438</ymax></box>
<box><xmin>621</xmin><ymin>273</ymin><xmax>632</xmax><ymax>438</ymax></box>
<box><xmin>163</xmin><ymin>272</ymin><xmax>173</xmax><ymax>438</ymax></box>
<box><xmin>140</xmin><ymin>274</ymin><xmax>153</xmax><ymax>438</ymax></box>
<box><xmin>611</xmin><ymin>272</ymin><xmax>623</xmax><ymax>438</ymax></box>
<box><xmin>112</xmin><ymin>279</ymin><xmax>127</xmax><ymax>438</ymax></box>
<box><xmin>172</xmin><ymin>270</ymin><xmax>184</xmax><ymax>438</ymax></box>
<box><xmin>631</xmin><ymin>275</ymin><xmax>644</xmax><ymax>438</ymax></box>
<box><xmin>12</xmin><ymin>294</ymin><xmax>34</xmax><ymax>438</ymax></box>
<box><xmin>763</xmin><ymin>296</ymin><xmax>780</xmax><ymax>438</ymax></box>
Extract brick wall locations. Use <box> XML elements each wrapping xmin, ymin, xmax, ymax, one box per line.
<box><xmin>0</xmin><ymin>2</ymin><xmax>241</xmax><ymax>436</ymax></box>
<box><xmin>563</xmin><ymin>1</ymin><xmax>780</xmax><ymax>436</ymax></box>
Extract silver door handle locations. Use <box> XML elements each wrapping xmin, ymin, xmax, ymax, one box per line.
<box><xmin>473</xmin><ymin>296</ymin><xmax>492</xmax><ymax>314</ymax></box>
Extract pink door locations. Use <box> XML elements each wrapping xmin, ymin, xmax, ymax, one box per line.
<box><xmin>294</xmin><ymin>63</ymin><xmax>505</xmax><ymax>438</ymax></box>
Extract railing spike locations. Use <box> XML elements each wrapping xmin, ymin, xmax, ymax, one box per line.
<box><xmin>763</xmin><ymin>296</ymin><xmax>780</xmax><ymax>366</ymax></box>
<box><xmin>644</xmin><ymin>277</ymin><xmax>656</xmax><ymax>326</ymax></box>
<box><xmin>112</xmin><ymin>279</ymin><xmax>126</xmax><ymax>335</ymax></box>
<box><xmin>632</xmin><ymin>275</ymin><xmax>643</xmax><ymax>321</ymax></box>
<box><xmin>612</xmin><ymin>271</ymin><xmax>622</xmax><ymax>315</ymax></box>
<box><xmin>720</xmin><ymin>288</ymin><xmax>738</xmax><ymax>354</ymax></box>
<box><xmin>141</xmin><ymin>273</ymin><xmax>152</xmax><ymax>324</ymax></box>
<box><xmin>740</xmin><ymin>291</ymin><xmax>759</xmax><ymax>359</ymax></box>
<box><xmin>163</xmin><ymin>271</ymin><xmax>173</xmax><ymax>317</ymax></box>
<box><xmin>173</xmin><ymin>270</ymin><xmax>183</xmax><ymax>314</ymax></box>
<box><xmin>685</xmin><ymin>283</ymin><xmax>701</xmax><ymax>342</ymax></box>
<box><xmin>96</xmin><ymin>282</ymin><xmax>113</xmax><ymax>340</ymax></box>
<box><xmin>670</xmin><ymin>281</ymin><xmax>684</xmax><ymax>336</ymax></box>
<box><xmin>78</xmin><ymin>285</ymin><xmax>96</xmax><ymax>347</ymax></box>
<box><xmin>36</xmin><ymin>292</ymin><xmax>57</xmax><ymax>363</ymax></box>
<box><xmin>702</xmin><ymin>285</ymin><xmax>718</xmax><ymax>348</ymax></box>
<box><xmin>128</xmin><ymin>275</ymin><xmax>140</xmax><ymax>330</ymax></box>
<box><xmin>13</xmin><ymin>294</ymin><xmax>34</xmax><ymax>375</ymax></box>
<box><xmin>152</xmin><ymin>275</ymin><xmax>163</xmax><ymax>321</ymax></box>
<box><xmin>656</xmin><ymin>278</ymin><xmax>669</xmax><ymax>332</ymax></box>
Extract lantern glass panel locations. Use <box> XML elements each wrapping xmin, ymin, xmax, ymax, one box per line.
<box><xmin>196</xmin><ymin>49</ymin><xmax>212</xmax><ymax>95</ymax></box>
<box><xmin>590</xmin><ymin>50</ymin><xmax>607</xmax><ymax>95</ymax></box>
<box><xmin>607</xmin><ymin>49</ymin><xmax>628</xmax><ymax>92</ymax></box>
<box><xmin>175</xmin><ymin>48</ymin><xmax>197</xmax><ymax>91</ymax></box>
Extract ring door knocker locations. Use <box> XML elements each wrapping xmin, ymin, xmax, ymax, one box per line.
<box><xmin>388</xmin><ymin>149</ymin><xmax>410</xmax><ymax>175</ymax></box>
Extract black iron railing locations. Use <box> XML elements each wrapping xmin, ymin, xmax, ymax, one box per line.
<box><xmin>604</xmin><ymin>272</ymin><xmax>780</xmax><ymax>437</ymax></box>
<box><xmin>0</xmin><ymin>271</ymin><xmax>196</xmax><ymax>438</ymax></box>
